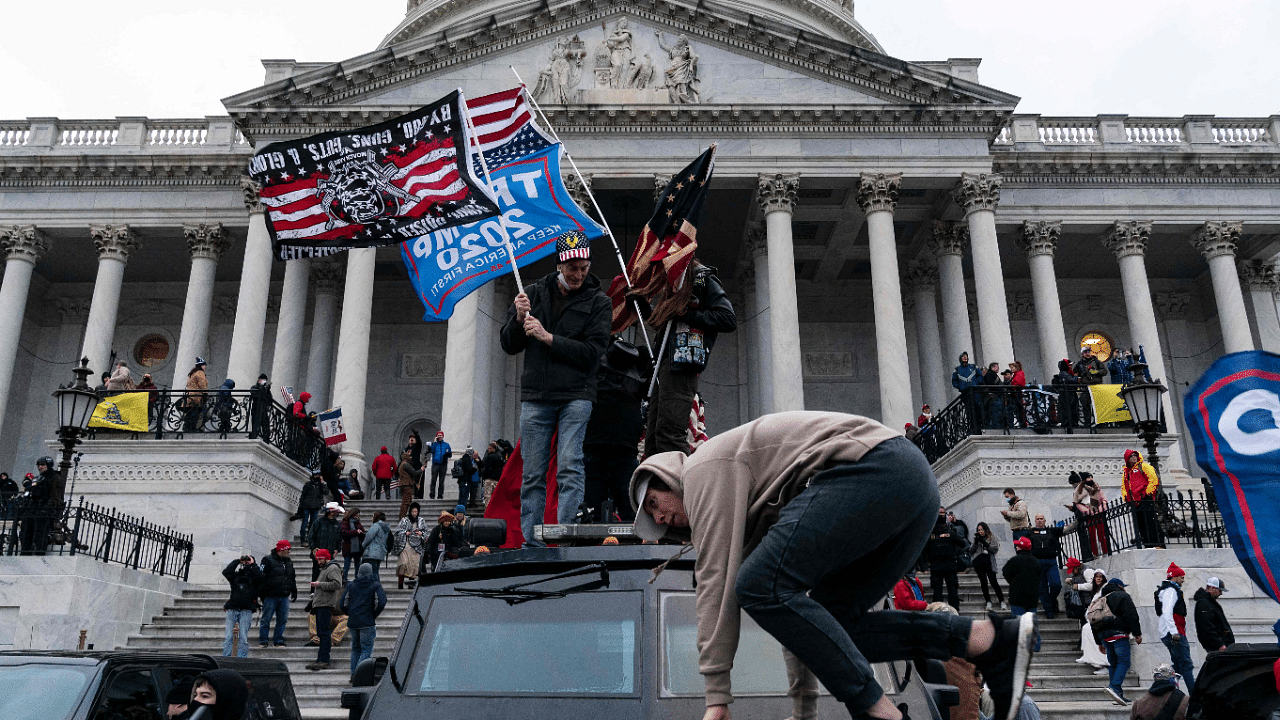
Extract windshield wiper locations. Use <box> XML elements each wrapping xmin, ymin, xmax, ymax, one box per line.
<box><xmin>454</xmin><ymin>562</ymin><xmax>610</xmax><ymax>605</ymax></box>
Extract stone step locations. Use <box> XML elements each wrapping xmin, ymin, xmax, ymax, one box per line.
<box><xmin>1028</xmin><ymin>674</ymin><xmax>1139</xmax><ymax>689</ymax></box>
<box><xmin>1028</xmin><ymin>686</ymin><xmax>1144</xmax><ymax>704</ymax></box>
<box><xmin>1033</xmin><ymin>700</ymin><xmax>1134</xmax><ymax>719</ymax></box>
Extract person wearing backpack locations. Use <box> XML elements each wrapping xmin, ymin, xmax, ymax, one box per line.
<box><xmin>1155</xmin><ymin>562</ymin><xmax>1195</xmax><ymax>694</ymax></box>
<box><xmin>1089</xmin><ymin>577</ymin><xmax>1143</xmax><ymax>706</ymax></box>
<box><xmin>360</xmin><ymin>511</ymin><xmax>392</xmax><ymax>581</ymax></box>
<box><xmin>1073</xmin><ymin>568</ymin><xmax>1110</xmax><ymax>672</ymax></box>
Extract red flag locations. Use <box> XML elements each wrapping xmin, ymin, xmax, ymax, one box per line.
<box><xmin>483</xmin><ymin>438</ymin><xmax>558</xmax><ymax>548</ymax></box>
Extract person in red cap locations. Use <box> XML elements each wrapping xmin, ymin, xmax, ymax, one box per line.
<box><xmin>306</xmin><ymin>549</ymin><xmax>342</xmax><ymax>671</ymax></box>
<box><xmin>370</xmin><ymin>446</ymin><xmax>396</xmax><ymax>500</ymax></box>
<box><xmin>1122</xmin><ymin>449</ymin><xmax>1164</xmax><ymax>548</ymax></box>
<box><xmin>258</xmin><ymin>540</ymin><xmax>296</xmax><ymax>647</ymax></box>
<box><xmin>1002</xmin><ymin>535</ymin><xmax>1042</xmax><ymax>653</ymax></box>
<box><xmin>1156</xmin><ymin>562</ymin><xmax>1196</xmax><ymax>693</ymax></box>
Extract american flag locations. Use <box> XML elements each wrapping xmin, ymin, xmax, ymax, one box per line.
<box><xmin>465</xmin><ymin>87</ymin><xmax>555</xmax><ymax>173</ymax></box>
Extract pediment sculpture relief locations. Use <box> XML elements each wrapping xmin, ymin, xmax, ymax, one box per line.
<box><xmin>532</xmin><ymin>17</ymin><xmax>701</xmax><ymax>104</ymax></box>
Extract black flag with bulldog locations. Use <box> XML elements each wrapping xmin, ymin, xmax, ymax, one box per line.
<box><xmin>247</xmin><ymin>89</ymin><xmax>502</xmax><ymax>260</ymax></box>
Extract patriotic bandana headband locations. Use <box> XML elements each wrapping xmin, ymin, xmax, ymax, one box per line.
<box><xmin>557</xmin><ymin>230</ymin><xmax>590</xmax><ymax>262</ymax></box>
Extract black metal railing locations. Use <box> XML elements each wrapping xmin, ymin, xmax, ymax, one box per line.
<box><xmin>1057</xmin><ymin>490</ymin><xmax>1228</xmax><ymax>566</ymax></box>
<box><xmin>1</xmin><ymin>496</ymin><xmax>194</xmax><ymax>580</ymax></box>
<box><xmin>914</xmin><ymin>385</ymin><xmax>1165</xmax><ymax>463</ymax></box>
<box><xmin>88</xmin><ymin>389</ymin><xmax>324</xmax><ymax>470</ymax></box>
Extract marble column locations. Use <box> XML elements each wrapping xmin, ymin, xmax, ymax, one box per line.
<box><xmin>269</xmin><ymin>257</ymin><xmax>312</xmax><ymax>391</ymax></box>
<box><xmin>304</xmin><ymin>258</ymin><xmax>344</xmax><ymax>410</ymax></box>
<box><xmin>330</xmin><ymin>248</ymin><xmax>376</xmax><ymax>472</ymax></box>
<box><xmin>856</xmin><ymin>172</ymin><xmax>912</xmax><ymax>429</ymax></box>
<box><xmin>1239</xmin><ymin>260</ymin><xmax>1280</xmax><ymax>353</ymax></box>
<box><xmin>441</xmin><ymin>281</ymin><xmax>495</xmax><ymax>449</ymax></box>
<box><xmin>169</xmin><ymin>224</ymin><xmax>228</xmax><ymax>388</ymax></box>
<box><xmin>81</xmin><ymin>225</ymin><xmax>140</xmax><ymax>377</ymax></box>
<box><xmin>930</xmin><ymin>221</ymin><xmax>974</xmax><ymax>387</ymax></box>
<box><xmin>1191</xmin><ymin>221</ymin><xmax>1253</xmax><ymax>354</ymax></box>
<box><xmin>0</xmin><ymin>226</ymin><xmax>50</xmax><ymax>436</ymax></box>
<box><xmin>905</xmin><ymin>261</ymin><xmax>947</xmax><ymax>411</ymax></box>
<box><xmin>748</xmin><ymin>224</ymin><xmax>778</xmax><ymax>415</ymax></box>
<box><xmin>956</xmin><ymin>173</ymin><xmax>1015</xmax><ymax>366</ymax></box>
<box><xmin>1016</xmin><ymin>221</ymin><xmax>1070</xmax><ymax>380</ymax></box>
<box><xmin>758</xmin><ymin>174</ymin><xmax>805</xmax><ymax>412</ymax></box>
<box><xmin>741</xmin><ymin>269</ymin><xmax>762</xmax><ymax>419</ymax></box>
<box><xmin>226</xmin><ymin>177</ymin><xmax>276</xmax><ymax>387</ymax></box>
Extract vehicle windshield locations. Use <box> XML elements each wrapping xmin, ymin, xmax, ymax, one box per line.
<box><xmin>0</xmin><ymin>664</ymin><xmax>95</xmax><ymax>720</ymax></box>
<box><xmin>412</xmin><ymin>591</ymin><xmax>640</xmax><ymax>695</ymax></box>
<box><xmin>661</xmin><ymin>591</ymin><xmax>794</xmax><ymax>696</ymax></box>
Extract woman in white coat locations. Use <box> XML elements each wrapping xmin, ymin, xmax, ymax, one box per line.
<box><xmin>1075</xmin><ymin>568</ymin><xmax>1110</xmax><ymax>672</ymax></box>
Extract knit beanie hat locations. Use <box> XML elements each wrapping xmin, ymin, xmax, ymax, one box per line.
<box><xmin>556</xmin><ymin>230</ymin><xmax>590</xmax><ymax>262</ymax></box>
<box><xmin>1167</xmin><ymin>562</ymin><xmax>1185</xmax><ymax>578</ymax></box>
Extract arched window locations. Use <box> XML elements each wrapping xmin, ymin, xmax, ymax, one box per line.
<box><xmin>134</xmin><ymin>334</ymin><xmax>170</xmax><ymax>367</ymax></box>
<box><xmin>1079</xmin><ymin>332</ymin><xmax>1113</xmax><ymax>362</ymax></box>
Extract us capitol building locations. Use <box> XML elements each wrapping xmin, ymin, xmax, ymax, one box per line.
<box><xmin>1</xmin><ymin>0</ymin><xmax>1277</xmax><ymax>544</ymax></box>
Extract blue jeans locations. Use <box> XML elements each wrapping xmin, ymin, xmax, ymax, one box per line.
<box><xmin>457</xmin><ymin>480</ymin><xmax>471</xmax><ymax>507</ymax></box>
<box><xmin>300</xmin><ymin>509</ymin><xmax>318</xmax><ymax>542</ymax></box>
<box><xmin>350</xmin><ymin>625</ymin><xmax>377</xmax><ymax>677</ymax></box>
<box><xmin>343</xmin><ymin>554</ymin><xmax>362</xmax><ymax>582</ymax></box>
<box><xmin>518</xmin><ymin>399</ymin><xmax>592</xmax><ymax>547</ymax></box>
<box><xmin>1009</xmin><ymin>606</ymin><xmax>1041</xmax><ymax>652</ymax></box>
<box><xmin>1037</xmin><ymin>558</ymin><xmax>1062</xmax><ymax>617</ymax></box>
<box><xmin>1162</xmin><ymin>633</ymin><xmax>1196</xmax><ymax>694</ymax></box>
<box><xmin>223</xmin><ymin>609</ymin><xmax>253</xmax><ymax>657</ymax></box>
<box><xmin>258</xmin><ymin>596</ymin><xmax>290</xmax><ymax>645</ymax></box>
<box><xmin>734</xmin><ymin>437</ymin><xmax>972</xmax><ymax>715</ymax></box>
<box><xmin>1105</xmin><ymin>638</ymin><xmax>1131</xmax><ymax>697</ymax></box>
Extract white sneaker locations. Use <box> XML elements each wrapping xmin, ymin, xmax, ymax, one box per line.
<box><xmin>986</xmin><ymin>601</ymin><xmax>993</xmax><ymax>611</ymax></box>
<box><xmin>1104</xmin><ymin>686</ymin><xmax>1129</xmax><ymax>705</ymax></box>
<box><xmin>1000</xmin><ymin>602</ymin><xmax>1009</xmax><ymax>611</ymax></box>
<box><xmin>1094</xmin><ymin>668</ymin><xmax>1109</xmax><ymax>675</ymax></box>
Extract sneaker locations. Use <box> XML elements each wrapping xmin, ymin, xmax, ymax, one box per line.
<box><xmin>1093</xmin><ymin>668</ymin><xmax>1109</xmax><ymax>675</ymax></box>
<box><xmin>970</xmin><ymin>611</ymin><xmax>1036</xmax><ymax>720</ymax></box>
<box><xmin>305</xmin><ymin>639</ymin><xmax>319</xmax><ymax>647</ymax></box>
<box><xmin>985</xmin><ymin>601</ymin><xmax>993</xmax><ymax>611</ymax></box>
<box><xmin>305</xmin><ymin>662</ymin><xmax>330</xmax><ymax>671</ymax></box>
<box><xmin>274</xmin><ymin>642</ymin><xmax>287</xmax><ymax>647</ymax></box>
<box><xmin>1104</xmin><ymin>686</ymin><xmax>1129</xmax><ymax>705</ymax></box>
<box><xmin>851</xmin><ymin>703</ymin><xmax>912</xmax><ymax>720</ymax></box>
<box><xmin>1000</xmin><ymin>601</ymin><xmax>1008</xmax><ymax>611</ymax></box>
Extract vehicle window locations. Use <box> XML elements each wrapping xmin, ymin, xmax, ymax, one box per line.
<box><xmin>661</xmin><ymin>591</ymin><xmax>796</xmax><ymax>697</ymax></box>
<box><xmin>0</xmin><ymin>665</ymin><xmax>95</xmax><ymax>720</ymax></box>
<box><xmin>413</xmin><ymin>591</ymin><xmax>640</xmax><ymax>695</ymax></box>
<box><xmin>93</xmin><ymin>668</ymin><xmax>163</xmax><ymax>720</ymax></box>
<box><xmin>244</xmin><ymin>674</ymin><xmax>300</xmax><ymax>720</ymax></box>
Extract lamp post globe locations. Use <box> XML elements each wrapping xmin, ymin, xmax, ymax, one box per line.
<box><xmin>50</xmin><ymin>357</ymin><xmax>99</xmax><ymax>506</ymax></box>
<box><xmin>1118</xmin><ymin>360</ymin><xmax>1169</xmax><ymax>475</ymax></box>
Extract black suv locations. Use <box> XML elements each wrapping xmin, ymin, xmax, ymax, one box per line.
<box><xmin>343</xmin><ymin>545</ymin><xmax>957</xmax><ymax>719</ymax></box>
<box><xmin>0</xmin><ymin>651</ymin><xmax>299</xmax><ymax>720</ymax></box>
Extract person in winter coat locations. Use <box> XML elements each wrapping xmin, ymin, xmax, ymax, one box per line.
<box><xmin>428</xmin><ymin>431</ymin><xmax>452</xmax><ymax>500</ymax></box>
<box><xmin>455</xmin><ymin>445</ymin><xmax>477</xmax><ymax>507</ymax></box>
<box><xmin>1001</xmin><ymin>488</ymin><xmax>1031</xmax><ymax>541</ymax></box>
<box><xmin>339</xmin><ymin>562</ymin><xmax>387</xmax><ymax>679</ymax></box>
<box><xmin>1074</xmin><ymin>346</ymin><xmax>1108</xmax><ymax>385</ymax></box>
<box><xmin>500</xmin><ymin>232</ymin><xmax>611</xmax><ymax>547</ymax></box>
<box><xmin>291</xmin><ymin>391</ymin><xmax>312</xmax><ymax>424</ymax></box>
<box><xmin>182</xmin><ymin>358</ymin><xmax>209</xmax><ymax>431</ymax></box>
<box><xmin>107</xmin><ymin>361</ymin><xmax>136</xmax><ymax>392</ymax></box>
<box><xmin>257</xmin><ymin>540</ymin><xmax>296</xmax><ymax>648</ymax></box>
<box><xmin>306</xmin><ymin>549</ymin><xmax>342</xmax><ymax>671</ymax></box>
<box><xmin>425</xmin><ymin>510</ymin><xmax>469</xmax><ymax>569</ymax></box>
<box><xmin>1070</xmin><ymin>471</ymin><xmax>1109</xmax><ymax>560</ymax></box>
<box><xmin>1130</xmin><ymin>663</ymin><xmax>1188</xmax><ymax>720</ymax></box>
<box><xmin>221</xmin><ymin>554</ymin><xmax>263</xmax><ymax>658</ymax></box>
<box><xmin>397</xmin><ymin>450</ymin><xmax>416</xmax><ymax>520</ymax></box>
<box><xmin>892</xmin><ymin>572</ymin><xmax>928</xmax><ymax>611</ymax></box>
<box><xmin>917</xmin><ymin>404</ymin><xmax>933</xmax><ymax>428</ymax></box>
<box><xmin>952</xmin><ymin>352</ymin><xmax>982</xmax><ymax>430</ymax></box>
<box><xmin>1193</xmin><ymin>576</ymin><xmax>1234</xmax><ymax>652</ymax></box>
<box><xmin>971</xmin><ymin>522</ymin><xmax>1006</xmax><ymax>610</ymax></box>
<box><xmin>370</xmin><ymin>446</ymin><xmax>396</xmax><ymax>500</ymax></box>
<box><xmin>1092</xmin><ymin>578</ymin><xmax>1143</xmax><ymax>706</ymax></box>
<box><xmin>247</xmin><ymin>373</ymin><xmax>272</xmax><ymax>440</ymax></box>
<box><xmin>1028</xmin><ymin>515</ymin><xmax>1064</xmax><ymax>618</ymax></box>
<box><xmin>643</xmin><ymin>260</ymin><xmax>736</xmax><ymax>457</ymax></box>
<box><xmin>135</xmin><ymin>372</ymin><xmax>159</xmax><ymax>422</ymax></box>
<box><xmin>339</xmin><ymin>508</ymin><xmax>367</xmax><ymax>583</ymax></box>
<box><xmin>188</xmin><ymin>668</ymin><xmax>251</xmax><ymax>720</ymax></box>
<box><xmin>297</xmin><ymin>474</ymin><xmax>328</xmax><ymax>542</ymax></box>
<box><xmin>480</xmin><ymin>441</ymin><xmax>505</xmax><ymax>509</ymax></box>
<box><xmin>0</xmin><ymin>472</ymin><xmax>17</xmax><ymax>500</ymax></box>
<box><xmin>1052</xmin><ymin>359</ymin><xmax>1081</xmax><ymax>428</ymax></box>
<box><xmin>395</xmin><ymin>503</ymin><xmax>430</xmax><ymax>589</ymax></box>
<box><xmin>214</xmin><ymin>379</ymin><xmax>236</xmax><ymax>434</ymax></box>
<box><xmin>361</xmin><ymin>512</ymin><xmax>391</xmax><ymax>580</ymax></box>
<box><xmin>17</xmin><ymin>460</ymin><xmax>56</xmax><ymax>555</ymax></box>
<box><xmin>307</xmin><ymin>503</ymin><xmax>343</xmax><ymax>582</ymax></box>
<box><xmin>926</xmin><ymin>508</ymin><xmax>966</xmax><ymax>610</ymax></box>
<box><xmin>947</xmin><ymin>511</ymin><xmax>970</xmax><ymax>547</ymax></box>
<box><xmin>1073</xmin><ymin>568</ymin><xmax>1110</xmax><ymax>670</ymax></box>
<box><xmin>630</xmin><ymin>411</ymin><xmax>1038</xmax><ymax>720</ymax></box>
<box><xmin>1122</xmin><ymin>449</ymin><xmax>1163</xmax><ymax>548</ymax></box>
<box><xmin>1155</xmin><ymin>563</ymin><xmax>1195</xmax><ymax>693</ymax></box>
<box><xmin>1002</xmin><ymin>536</ymin><xmax>1041</xmax><ymax>616</ymax></box>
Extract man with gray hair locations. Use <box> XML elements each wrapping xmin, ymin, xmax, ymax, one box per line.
<box><xmin>1129</xmin><ymin>664</ymin><xmax>1187</xmax><ymax>720</ymax></box>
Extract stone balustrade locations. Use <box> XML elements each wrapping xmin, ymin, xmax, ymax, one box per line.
<box><xmin>999</xmin><ymin>113</ymin><xmax>1278</xmax><ymax>149</ymax></box>
<box><xmin>0</xmin><ymin>116</ymin><xmax>249</xmax><ymax>152</ymax></box>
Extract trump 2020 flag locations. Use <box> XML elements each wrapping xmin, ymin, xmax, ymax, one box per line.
<box><xmin>400</xmin><ymin>145</ymin><xmax>604</xmax><ymax>321</ymax></box>
<box><xmin>89</xmin><ymin>392</ymin><xmax>149</xmax><ymax>433</ymax></box>
<box><xmin>1184</xmin><ymin>351</ymin><xmax>1280</xmax><ymax>603</ymax></box>
<box><xmin>247</xmin><ymin>89</ymin><xmax>501</xmax><ymax>260</ymax></box>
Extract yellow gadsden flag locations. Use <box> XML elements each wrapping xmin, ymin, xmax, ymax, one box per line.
<box><xmin>88</xmin><ymin>392</ymin><xmax>149</xmax><ymax>432</ymax></box>
<box><xmin>1089</xmin><ymin>384</ymin><xmax>1133</xmax><ymax>424</ymax></box>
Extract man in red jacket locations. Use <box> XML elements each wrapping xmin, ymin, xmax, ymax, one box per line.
<box><xmin>893</xmin><ymin>572</ymin><xmax>928</xmax><ymax>611</ymax></box>
<box><xmin>370</xmin><ymin>447</ymin><xmax>397</xmax><ymax>500</ymax></box>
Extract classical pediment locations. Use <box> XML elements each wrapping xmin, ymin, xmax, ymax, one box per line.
<box><xmin>223</xmin><ymin>0</ymin><xmax>1018</xmax><ymax>141</ymax></box>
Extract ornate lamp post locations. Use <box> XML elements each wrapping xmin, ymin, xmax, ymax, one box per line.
<box><xmin>1118</xmin><ymin>360</ymin><xmax>1168</xmax><ymax>476</ymax></box>
<box><xmin>50</xmin><ymin>357</ymin><xmax>99</xmax><ymax>506</ymax></box>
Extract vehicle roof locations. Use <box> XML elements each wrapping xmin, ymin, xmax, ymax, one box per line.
<box><xmin>427</xmin><ymin>544</ymin><xmax>698</xmax><ymax>583</ymax></box>
<box><xmin>0</xmin><ymin>650</ymin><xmax>288</xmax><ymax>674</ymax></box>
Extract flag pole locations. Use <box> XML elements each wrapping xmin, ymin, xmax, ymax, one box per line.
<box><xmin>510</xmin><ymin>68</ymin><xmax>655</xmax><ymax>357</ymax></box>
<box><xmin>460</xmin><ymin>90</ymin><xmax>524</xmax><ymax>296</ymax></box>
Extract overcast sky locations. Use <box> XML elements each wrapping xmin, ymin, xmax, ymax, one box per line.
<box><xmin>2</xmin><ymin>0</ymin><xmax>1275</xmax><ymax>119</ymax></box>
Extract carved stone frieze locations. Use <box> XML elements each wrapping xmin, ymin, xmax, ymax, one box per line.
<box><xmin>902</xmin><ymin>260</ymin><xmax>940</xmax><ymax>289</ymax></box>
<box><xmin>1102</xmin><ymin>221</ymin><xmax>1152</xmax><ymax>259</ymax></box>
<box><xmin>401</xmin><ymin>353</ymin><xmax>445</xmax><ymax>379</ymax></box>
<box><xmin>1006</xmin><ymin>291</ymin><xmax>1034</xmax><ymax>321</ymax></box>
<box><xmin>0</xmin><ymin>224</ymin><xmax>50</xmax><ymax>264</ymax></box>
<box><xmin>746</xmin><ymin>224</ymin><xmax>767</xmax><ymax>259</ymax></box>
<box><xmin>757</xmin><ymin>173</ymin><xmax>799</xmax><ymax>215</ymax></box>
<box><xmin>928</xmin><ymin>221</ymin><xmax>968</xmax><ymax>258</ymax></box>
<box><xmin>1238</xmin><ymin>259</ymin><xmax>1279</xmax><ymax>291</ymax></box>
<box><xmin>532</xmin><ymin>35</ymin><xmax>588</xmax><ymax>104</ymax></box>
<box><xmin>653</xmin><ymin>174</ymin><xmax>673</xmax><ymax>202</ymax></box>
<box><xmin>265</xmin><ymin>296</ymin><xmax>281</xmax><ymax>324</ymax></box>
<box><xmin>855</xmin><ymin>172</ymin><xmax>901</xmax><ymax>214</ymax></box>
<box><xmin>75</xmin><ymin>462</ymin><xmax>300</xmax><ymax>507</ymax></box>
<box><xmin>954</xmin><ymin>172</ymin><xmax>1002</xmax><ymax>216</ymax></box>
<box><xmin>1155</xmin><ymin>291</ymin><xmax>1192</xmax><ymax>320</ymax></box>
<box><xmin>655</xmin><ymin>31</ymin><xmax>701</xmax><ymax>104</ymax></box>
<box><xmin>310</xmin><ymin>257</ymin><xmax>346</xmax><ymax>296</ymax></box>
<box><xmin>803</xmin><ymin>351</ymin><xmax>854</xmax><ymax>377</ymax></box>
<box><xmin>563</xmin><ymin>172</ymin><xmax>594</xmax><ymax>210</ymax></box>
<box><xmin>1190</xmin><ymin>221</ymin><xmax>1243</xmax><ymax>260</ymax></box>
<box><xmin>240</xmin><ymin>175</ymin><xmax>263</xmax><ymax>214</ymax></box>
<box><xmin>55</xmin><ymin>297</ymin><xmax>92</xmax><ymax>324</ymax></box>
<box><xmin>182</xmin><ymin>223</ymin><xmax>229</xmax><ymax>262</ymax></box>
<box><xmin>1016</xmin><ymin>221</ymin><xmax>1061</xmax><ymax>258</ymax></box>
<box><xmin>213</xmin><ymin>296</ymin><xmax>238</xmax><ymax>322</ymax></box>
<box><xmin>89</xmin><ymin>224</ymin><xmax>141</xmax><ymax>263</ymax></box>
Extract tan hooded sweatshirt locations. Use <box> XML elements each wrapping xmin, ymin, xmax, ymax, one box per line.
<box><xmin>630</xmin><ymin>411</ymin><xmax>899</xmax><ymax>706</ymax></box>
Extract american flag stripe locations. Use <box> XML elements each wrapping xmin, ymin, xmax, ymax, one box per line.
<box><xmin>464</xmin><ymin>88</ymin><xmax>554</xmax><ymax>168</ymax></box>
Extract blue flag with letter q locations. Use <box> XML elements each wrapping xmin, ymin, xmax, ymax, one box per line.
<box><xmin>399</xmin><ymin>143</ymin><xmax>605</xmax><ymax>321</ymax></box>
<box><xmin>1184</xmin><ymin>350</ymin><xmax>1280</xmax><ymax>603</ymax></box>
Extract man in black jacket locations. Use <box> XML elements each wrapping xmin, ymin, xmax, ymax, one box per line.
<box><xmin>1091</xmin><ymin>578</ymin><xmax>1143</xmax><ymax>705</ymax></box>
<box><xmin>500</xmin><ymin>231</ymin><xmax>611</xmax><ymax>547</ymax></box>
<box><xmin>1074</xmin><ymin>346</ymin><xmax>1108</xmax><ymax>385</ymax></box>
<box><xmin>18</xmin><ymin>458</ymin><xmax>57</xmax><ymax>555</ymax></box>
<box><xmin>644</xmin><ymin>261</ymin><xmax>736</xmax><ymax>457</ymax></box>
<box><xmin>1028</xmin><ymin>515</ymin><xmax>1064</xmax><ymax>618</ymax></box>
<box><xmin>1002</xmin><ymin>536</ymin><xmax>1043</xmax><ymax>653</ymax></box>
<box><xmin>222</xmin><ymin>554</ymin><xmax>263</xmax><ymax>658</ymax></box>
<box><xmin>926</xmin><ymin>508</ymin><xmax>966</xmax><ymax>610</ymax></box>
<box><xmin>1193</xmin><ymin>576</ymin><xmax>1234</xmax><ymax>652</ymax></box>
<box><xmin>248</xmin><ymin>372</ymin><xmax>272</xmax><ymax>440</ymax></box>
<box><xmin>307</xmin><ymin>503</ymin><xmax>343</xmax><ymax>582</ymax></box>
<box><xmin>584</xmin><ymin>338</ymin><xmax>648</xmax><ymax>523</ymax></box>
<box><xmin>257</xmin><ymin>540</ymin><xmax>296</xmax><ymax>648</ymax></box>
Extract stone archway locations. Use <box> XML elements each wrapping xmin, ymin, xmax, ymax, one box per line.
<box><xmin>393</xmin><ymin>416</ymin><xmax>440</xmax><ymax>455</ymax></box>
